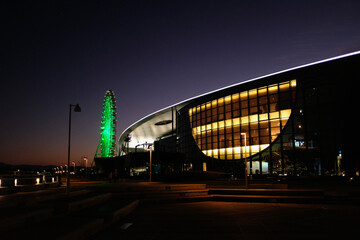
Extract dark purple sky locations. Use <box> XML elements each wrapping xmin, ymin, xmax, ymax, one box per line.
<box><xmin>1</xmin><ymin>0</ymin><xmax>360</xmax><ymax>166</ymax></box>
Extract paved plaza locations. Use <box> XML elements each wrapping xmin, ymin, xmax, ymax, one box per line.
<box><xmin>92</xmin><ymin>201</ymin><xmax>360</xmax><ymax>240</ymax></box>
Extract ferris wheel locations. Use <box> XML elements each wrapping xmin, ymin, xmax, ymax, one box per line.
<box><xmin>95</xmin><ymin>90</ymin><xmax>117</xmax><ymax>158</ymax></box>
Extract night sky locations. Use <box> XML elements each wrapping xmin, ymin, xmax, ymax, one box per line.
<box><xmin>1</xmin><ymin>0</ymin><xmax>360</xmax><ymax>166</ymax></box>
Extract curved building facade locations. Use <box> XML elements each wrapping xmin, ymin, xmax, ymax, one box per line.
<box><xmin>119</xmin><ymin>51</ymin><xmax>360</xmax><ymax>177</ymax></box>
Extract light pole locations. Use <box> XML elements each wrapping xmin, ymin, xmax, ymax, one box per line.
<box><xmin>84</xmin><ymin>156</ymin><xmax>88</xmax><ymax>177</ymax></box>
<box><xmin>147</xmin><ymin>146</ymin><xmax>152</xmax><ymax>183</ymax></box>
<box><xmin>67</xmin><ymin>104</ymin><xmax>81</xmax><ymax>194</ymax></box>
<box><xmin>241</xmin><ymin>132</ymin><xmax>248</xmax><ymax>189</ymax></box>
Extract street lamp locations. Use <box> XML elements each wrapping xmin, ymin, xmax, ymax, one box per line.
<box><xmin>241</xmin><ymin>132</ymin><xmax>248</xmax><ymax>189</ymax></box>
<box><xmin>67</xmin><ymin>103</ymin><xmax>81</xmax><ymax>194</ymax></box>
<box><xmin>147</xmin><ymin>145</ymin><xmax>152</xmax><ymax>183</ymax></box>
<box><xmin>83</xmin><ymin>156</ymin><xmax>88</xmax><ymax>177</ymax></box>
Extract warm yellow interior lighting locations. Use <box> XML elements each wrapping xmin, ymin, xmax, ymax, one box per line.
<box><xmin>189</xmin><ymin>79</ymin><xmax>296</xmax><ymax>160</ymax></box>
<box><xmin>249</xmin><ymin>89</ymin><xmax>257</xmax><ymax>98</ymax></box>
<box><xmin>268</xmin><ymin>84</ymin><xmax>278</xmax><ymax>94</ymax></box>
<box><xmin>240</xmin><ymin>91</ymin><xmax>248</xmax><ymax>100</ymax></box>
<box><xmin>225</xmin><ymin>96</ymin><xmax>231</xmax><ymax>104</ymax></box>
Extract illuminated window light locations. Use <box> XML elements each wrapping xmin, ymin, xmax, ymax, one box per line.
<box><xmin>189</xmin><ymin>79</ymin><xmax>296</xmax><ymax>160</ymax></box>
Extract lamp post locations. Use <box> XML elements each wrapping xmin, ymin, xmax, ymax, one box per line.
<box><xmin>241</xmin><ymin>132</ymin><xmax>248</xmax><ymax>189</ymax></box>
<box><xmin>84</xmin><ymin>156</ymin><xmax>88</xmax><ymax>177</ymax></box>
<box><xmin>147</xmin><ymin>146</ymin><xmax>152</xmax><ymax>183</ymax></box>
<box><xmin>67</xmin><ymin>104</ymin><xmax>81</xmax><ymax>194</ymax></box>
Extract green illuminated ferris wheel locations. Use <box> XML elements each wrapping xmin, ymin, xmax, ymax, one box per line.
<box><xmin>95</xmin><ymin>90</ymin><xmax>117</xmax><ymax>158</ymax></box>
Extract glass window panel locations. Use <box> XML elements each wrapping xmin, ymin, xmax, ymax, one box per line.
<box><xmin>218</xmin><ymin>114</ymin><xmax>224</xmax><ymax>121</ymax></box>
<box><xmin>260</xmin><ymin>128</ymin><xmax>269</xmax><ymax>136</ymax></box>
<box><xmin>290</xmin><ymin>79</ymin><xmax>297</xmax><ymax>87</ymax></box>
<box><xmin>232</xmin><ymin>93</ymin><xmax>239</xmax><ymax>101</ymax></box>
<box><xmin>212</xmin><ymin>100</ymin><xmax>217</xmax><ymax>108</ymax></box>
<box><xmin>259</xmin><ymin>121</ymin><xmax>269</xmax><ymax>129</ymax></box>
<box><xmin>259</xmin><ymin>113</ymin><xmax>268</xmax><ymax>121</ymax></box>
<box><xmin>271</xmin><ymin>127</ymin><xmax>281</xmax><ymax>135</ymax></box>
<box><xmin>233</xmin><ymin>110</ymin><xmax>240</xmax><ymax>118</ymax></box>
<box><xmin>212</xmin><ymin>115</ymin><xmax>218</xmax><ymax>122</ymax></box>
<box><xmin>249</xmin><ymin>89</ymin><xmax>257</xmax><ymax>98</ymax></box>
<box><xmin>218</xmin><ymin>98</ymin><xmax>224</xmax><ymax>106</ymax></box>
<box><xmin>269</xmin><ymin>112</ymin><xmax>279</xmax><ymax>119</ymax></box>
<box><xmin>233</xmin><ymin>118</ymin><xmax>240</xmax><ymax>126</ymax></box>
<box><xmin>259</xmin><ymin>104</ymin><xmax>269</xmax><ymax>114</ymax></box>
<box><xmin>249</xmin><ymin>98</ymin><xmax>257</xmax><ymax>107</ymax></box>
<box><xmin>241</xmin><ymin>100</ymin><xmax>248</xmax><ymax>108</ymax></box>
<box><xmin>232</xmin><ymin>102</ymin><xmax>240</xmax><ymax>110</ymax></box>
<box><xmin>280</xmin><ymin>109</ymin><xmax>291</xmax><ymax>119</ymax></box>
<box><xmin>279</xmin><ymin>82</ymin><xmax>290</xmax><ymax>92</ymax></box>
<box><xmin>269</xmin><ymin>103</ymin><xmax>278</xmax><ymax>112</ymax></box>
<box><xmin>249</xmin><ymin>114</ymin><xmax>258</xmax><ymax>123</ymax></box>
<box><xmin>269</xmin><ymin>94</ymin><xmax>278</xmax><ymax>103</ymax></box>
<box><xmin>268</xmin><ymin>84</ymin><xmax>278</xmax><ymax>94</ymax></box>
<box><xmin>259</xmin><ymin>96</ymin><xmax>267</xmax><ymax>105</ymax></box>
<box><xmin>220</xmin><ymin>148</ymin><xmax>226</xmax><ymax>155</ymax></box>
<box><xmin>225</xmin><ymin>96</ymin><xmax>231</xmax><ymax>104</ymax></box>
<box><xmin>240</xmin><ymin>91</ymin><xmax>248</xmax><ymax>100</ymax></box>
<box><xmin>218</xmin><ymin>106</ymin><xmax>224</xmax><ymax>114</ymax></box>
<box><xmin>251</xmin><ymin>145</ymin><xmax>260</xmax><ymax>154</ymax></box>
<box><xmin>225</xmin><ymin>112</ymin><xmax>232</xmax><ymax>119</ymax></box>
<box><xmin>258</xmin><ymin>87</ymin><xmax>267</xmax><ymax>96</ymax></box>
<box><xmin>225</xmin><ymin>104</ymin><xmax>231</xmax><ymax>112</ymax></box>
<box><xmin>225</xmin><ymin>119</ymin><xmax>232</xmax><ymax>127</ymax></box>
<box><xmin>270</xmin><ymin>120</ymin><xmax>281</xmax><ymax>128</ymax></box>
<box><xmin>251</xmin><ymin>129</ymin><xmax>259</xmax><ymax>137</ymax></box>
<box><xmin>212</xmin><ymin>122</ymin><xmax>218</xmax><ymax>130</ymax></box>
<box><xmin>218</xmin><ymin>121</ymin><xmax>225</xmax><ymax>129</ymax></box>
<box><xmin>219</xmin><ymin>128</ymin><xmax>224</xmax><ymax>135</ymax></box>
<box><xmin>250</xmin><ymin>106</ymin><xmax>258</xmax><ymax>115</ymax></box>
<box><xmin>241</xmin><ymin>108</ymin><xmax>249</xmax><ymax>116</ymax></box>
<box><xmin>241</xmin><ymin>116</ymin><xmax>249</xmax><ymax>125</ymax></box>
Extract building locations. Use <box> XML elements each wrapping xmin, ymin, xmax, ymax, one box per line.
<box><xmin>116</xmin><ymin>51</ymin><xmax>360</xmax><ymax>178</ymax></box>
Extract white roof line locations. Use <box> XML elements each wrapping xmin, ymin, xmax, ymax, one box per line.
<box><xmin>120</xmin><ymin>50</ymin><xmax>360</xmax><ymax>138</ymax></box>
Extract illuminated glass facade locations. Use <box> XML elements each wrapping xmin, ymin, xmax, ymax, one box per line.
<box><xmin>189</xmin><ymin>80</ymin><xmax>296</xmax><ymax>161</ymax></box>
<box><xmin>119</xmin><ymin>52</ymin><xmax>360</xmax><ymax>177</ymax></box>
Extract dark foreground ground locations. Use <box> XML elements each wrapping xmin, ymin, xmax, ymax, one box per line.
<box><xmin>90</xmin><ymin>201</ymin><xmax>360</xmax><ymax>240</ymax></box>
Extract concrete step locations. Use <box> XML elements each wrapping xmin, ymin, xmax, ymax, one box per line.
<box><xmin>90</xmin><ymin>182</ymin><xmax>208</xmax><ymax>193</ymax></box>
<box><xmin>1</xmin><ymin>214</ymin><xmax>105</xmax><ymax>240</ymax></box>
<box><xmin>112</xmin><ymin>188</ymin><xmax>209</xmax><ymax>199</ymax></box>
<box><xmin>43</xmin><ymin>192</ymin><xmax>112</xmax><ymax>214</ymax></box>
<box><xmin>209</xmin><ymin>188</ymin><xmax>324</xmax><ymax>197</ymax></box>
<box><xmin>211</xmin><ymin>194</ymin><xmax>324</xmax><ymax>204</ymax></box>
<box><xmin>0</xmin><ymin>207</ymin><xmax>54</xmax><ymax>232</ymax></box>
<box><xmin>0</xmin><ymin>190</ymin><xmax>109</xmax><ymax>231</ymax></box>
<box><xmin>1</xmin><ymin>199</ymin><xmax>140</xmax><ymax>240</ymax></box>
